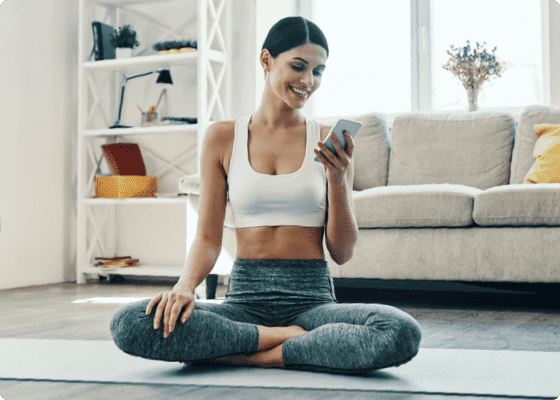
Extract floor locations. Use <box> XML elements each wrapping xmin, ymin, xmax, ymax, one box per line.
<box><xmin>1</xmin><ymin>277</ymin><xmax>559</xmax><ymax>400</ymax></box>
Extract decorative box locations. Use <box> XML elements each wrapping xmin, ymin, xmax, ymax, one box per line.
<box><xmin>95</xmin><ymin>175</ymin><xmax>158</xmax><ymax>198</ymax></box>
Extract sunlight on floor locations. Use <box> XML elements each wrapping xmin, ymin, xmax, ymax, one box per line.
<box><xmin>72</xmin><ymin>297</ymin><xmax>151</xmax><ymax>304</ymax></box>
<box><xmin>72</xmin><ymin>297</ymin><xmax>225</xmax><ymax>304</ymax></box>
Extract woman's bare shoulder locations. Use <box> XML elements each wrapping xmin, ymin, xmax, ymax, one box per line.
<box><xmin>205</xmin><ymin>120</ymin><xmax>236</xmax><ymax>145</ymax></box>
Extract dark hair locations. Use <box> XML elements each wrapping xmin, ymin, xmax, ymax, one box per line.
<box><xmin>261</xmin><ymin>16</ymin><xmax>329</xmax><ymax>58</ymax></box>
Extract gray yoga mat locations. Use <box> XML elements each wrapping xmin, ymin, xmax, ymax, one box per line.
<box><xmin>1</xmin><ymin>339</ymin><xmax>559</xmax><ymax>397</ymax></box>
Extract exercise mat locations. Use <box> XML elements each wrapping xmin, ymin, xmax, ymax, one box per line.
<box><xmin>1</xmin><ymin>339</ymin><xmax>558</xmax><ymax>397</ymax></box>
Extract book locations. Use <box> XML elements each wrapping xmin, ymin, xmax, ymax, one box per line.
<box><xmin>101</xmin><ymin>143</ymin><xmax>147</xmax><ymax>176</ymax></box>
<box><xmin>92</xmin><ymin>21</ymin><xmax>116</xmax><ymax>61</ymax></box>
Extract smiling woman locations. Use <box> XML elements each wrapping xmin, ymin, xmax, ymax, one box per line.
<box><xmin>110</xmin><ymin>16</ymin><xmax>421</xmax><ymax>375</ymax></box>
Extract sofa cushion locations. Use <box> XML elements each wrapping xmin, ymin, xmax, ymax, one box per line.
<box><xmin>523</xmin><ymin>124</ymin><xmax>560</xmax><ymax>183</ymax></box>
<box><xmin>511</xmin><ymin>105</ymin><xmax>560</xmax><ymax>184</ymax></box>
<box><xmin>351</xmin><ymin>113</ymin><xmax>390</xmax><ymax>190</ymax></box>
<box><xmin>473</xmin><ymin>183</ymin><xmax>560</xmax><ymax>226</ymax></box>
<box><xmin>387</xmin><ymin>112</ymin><xmax>515</xmax><ymax>190</ymax></box>
<box><xmin>353</xmin><ymin>184</ymin><xmax>481</xmax><ymax>228</ymax></box>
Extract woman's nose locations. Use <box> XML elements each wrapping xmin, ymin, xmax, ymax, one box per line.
<box><xmin>301</xmin><ymin>71</ymin><xmax>314</xmax><ymax>88</ymax></box>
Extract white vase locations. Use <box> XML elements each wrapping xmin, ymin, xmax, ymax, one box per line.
<box><xmin>116</xmin><ymin>48</ymin><xmax>132</xmax><ymax>59</ymax></box>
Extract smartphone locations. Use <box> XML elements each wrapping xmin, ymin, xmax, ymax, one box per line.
<box><xmin>314</xmin><ymin>119</ymin><xmax>362</xmax><ymax>162</ymax></box>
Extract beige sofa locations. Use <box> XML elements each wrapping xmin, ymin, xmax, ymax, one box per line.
<box><xmin>185</xmin><ymin>105</ymin><xmax>560</xmax><ymax>287</ymax></box>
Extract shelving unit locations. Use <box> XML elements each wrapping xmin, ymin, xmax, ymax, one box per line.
<box><xmin>77</xmin><ymin>0</ymin><xmax>231</xmax><ymax>283</ymax></box>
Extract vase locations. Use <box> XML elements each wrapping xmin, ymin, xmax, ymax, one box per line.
<box><xmin>467</xmin><ymin>87</ymin><xmax>479</xmax><ymax>111</ymax></box>
<box><xmin>116</xmin><ymin>48</ymin><xmax>132</xmax><ymax>59</ymax></box>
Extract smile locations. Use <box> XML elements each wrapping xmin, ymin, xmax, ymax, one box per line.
<box><xmin>290</xmin><ymin>86</ymin><xmax>309</xmax><ymax>96</ymax></box>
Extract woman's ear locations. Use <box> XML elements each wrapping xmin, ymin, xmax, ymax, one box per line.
<box><xmin>260</xmin><ymin>49</ymin><xmax>272</xmax><ymax>73</ymax></box>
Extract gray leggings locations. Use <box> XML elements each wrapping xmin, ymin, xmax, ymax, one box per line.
<box><xmin>110</xmin><ymin>259</ymin><xmax>422</xmax><ymax>374</ymax></box>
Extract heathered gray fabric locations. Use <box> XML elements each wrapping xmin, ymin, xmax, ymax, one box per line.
<box><xmin>387</xmin><ymin>112</ymin><xmax>515</xmax><ymax>189</ymax></box>
<box><xmin>110</xmin><ymin>299</ymin><xmax>261</xmax><ymax>362</ymax></box>
<box><xmin>111</xmin><ymin>259</ymin><xmax>421</xmax><ymax>374</ymax></box>
<box><xmin>352</xmin><ymin>184</ymin><xmax>481</xmax><ymax>228</ymax></box>
<box><xmin>473</xmin><ymin>183</ymin><xmax>560</xmax><ymax>226</ymax></box>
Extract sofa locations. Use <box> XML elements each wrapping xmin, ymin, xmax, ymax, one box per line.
<box><xmin>183</xmin><ymin>105</ymin><xmax>560</xmax><ymax>288</ymax></box>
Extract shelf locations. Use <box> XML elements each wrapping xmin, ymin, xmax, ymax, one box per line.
<box><xmin>83</xmin><ymin>124</ymin><xmax>198</xmax><ymax>136</ymax></box>
<box><xmin>77</xmin><ymin>0</ymin><xmax>231</xmax><ymax>284</ymax></box>
<box><xmin>83</xmin><ymin>52</ymin><xmax>197</xmax><ymax>72</ymax></box>
<box><xmin>81</xmin><ymin>263</ymin><xmax>182</xmax><ymax>277</ymax></box>
<box><xmin>82</xmin><ymin>196</ymin><xmax>189</xmax><ymax>205</ymax></box>
<box><xmin>88</xmin><ymin>0</ymin><xmax>178</xmax><ymax>6</ymax></box>
<box><xmin>82</xmin><ymin>50</ymin><xmax>226</xmax><ymax>73</ymax></box>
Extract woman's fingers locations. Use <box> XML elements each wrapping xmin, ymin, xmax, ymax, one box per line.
<box><xmin>145</xmin><ymin>292</ymin><xmax>163</xmax><ymax>316</ymax></box>
<box><xmin>153</xmin><ymin>293</ymin><xmax>168</xmax><ymax>330</ymax></box>
<box><xmin>181</xmin><ymin>299</ymin><xmax>196</xmax><ymax>324</ymax></box>
<box><xmin>330</xmin><ymin>132</ymin><xmax>353</xmax><ymax>160</ymax></box>
<box><xmin>169</xmin><ymin>297</ymin><xmax>194</xmax><ymax>333</ymax></box>
<box><xmin>317</xmin><ymin>140</ymin><xmax>343</xmax><ymax>169</ymax></box>
<box><xmin>343</xmin><ymin>131</ymin><xmax>355</xmax><ymax>157</ymax></box>
<box><xmin>165</xmin><ymin>294</ymin><xmax>183</xmax><ymax>337</ymax></box>
<box><xmin>148</xmin><ymin>290</ymin><xmax>195</xmax><ymax>337</ymax></box>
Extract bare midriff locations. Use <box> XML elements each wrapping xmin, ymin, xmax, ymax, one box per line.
<box><xmin>235</xmin><ymin>225</ymin><xmax>325</xmax><ymax>260</ymax></box>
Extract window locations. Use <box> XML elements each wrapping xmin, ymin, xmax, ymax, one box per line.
<box><xmin>255</xmin><ymin>0</ymin><xmax>549</xmax><ymax>118</ymax></box>
<box><xmin>312</xmin><ymin>0</ymin><xmax>411</xmax><ymax>117</ymax></box>
<box><xmin>433</xmin><ymin>0</ymin><xmax>544</xmax><ymax>110</ymax></box>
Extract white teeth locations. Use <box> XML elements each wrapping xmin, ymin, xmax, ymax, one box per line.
<box><xmin>291</xmin><ymin>86</ymin><xmax>308</xmax><ymax>96</ymax></box>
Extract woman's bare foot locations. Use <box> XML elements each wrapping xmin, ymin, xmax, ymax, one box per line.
<box><xmin>205</xmin><ymin>325</ymin><xmax>308</xmax><ymax>368</ymax></box>
<box><xmin>208</xmin><ymin>344</ymin><xmax>285</xmax><ymax>368</ymax></box>
<box><xmin>257</xmin><ymin>325</ymin><xmax>308</xmax><ymax>351</ymax></box>
<box><xmin>285</xmin><ymin>325</ymin><xmax>307</xmax><ymax>336</ymax></box>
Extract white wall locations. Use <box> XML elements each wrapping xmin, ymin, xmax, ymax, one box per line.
<box><xmin>0</xmin><ymin>0</ymin><xmax>79</xmax><ymax>289</ymax></box>
<box><xmin>0</xmin><ymin>0</ymin><xmax>256</xmax><ymax>290</ymax></box>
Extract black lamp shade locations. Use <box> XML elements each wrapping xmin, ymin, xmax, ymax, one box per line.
<box><xmin>156</xmin><ymin>69</ymin><xmax>173</xmax><ymax>84</ymax></box>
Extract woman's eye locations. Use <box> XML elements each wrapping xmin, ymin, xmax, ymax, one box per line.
<box><xmin>292</xmin><ymin>65</ymin><xmax>304</xmax><ymax>71</ymax></box>
<box><xmin>313</xmin><ymin>70</ymin><xmax>323</xmax><ymax>77</ymax></box>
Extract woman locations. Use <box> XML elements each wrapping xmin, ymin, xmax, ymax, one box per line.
<box><xmin>110</xmin><ymin>16</ymin><xmax>421</xmax><ymax>374</ymax></box>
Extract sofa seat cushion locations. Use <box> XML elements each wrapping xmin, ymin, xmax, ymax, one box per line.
<box><xmin>353</xmin><ymin>184</ymin><xmax>481</xmax><ymax>228</ymax></box>
<box><xmin>473</xmin><ymin>183</ymin><xmax>560</xmax><ymax>226</ymax></box>
<box><xmin>388</xmin><ymin>112</ymin><xmax>515</xmax><ymax>189</ymax></box>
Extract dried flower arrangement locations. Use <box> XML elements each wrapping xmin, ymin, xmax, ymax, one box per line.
<box><xmin>442</xmin><ymin>40</ymin><xmax>505</xmax><ymax>111</ymax></box>
<box><xmin>110</xmin><ymin>25</ymin><xmax>140</xmax><ymax>49</ymax></box>
<box><xmin>153</xmin><ymin>40</ymin><xmax>198</xmax><ymax>54</ymax></box>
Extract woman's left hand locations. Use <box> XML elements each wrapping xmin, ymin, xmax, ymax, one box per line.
<box><xmin>314</xmin><ymin>131</ymin><xmax>354</xmax><ymax>184</ymax></box>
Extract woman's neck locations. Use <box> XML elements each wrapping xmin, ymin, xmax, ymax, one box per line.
<box><xmin>252</xmin><ymin>86</ymin><xmax>305</xmax><ymax>128</ymax></box>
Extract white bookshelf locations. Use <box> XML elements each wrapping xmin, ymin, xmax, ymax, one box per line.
<box><xmin>77</xmin><ymin>0</ymin><xmax>231</xmax><ymax>283</ymax></box>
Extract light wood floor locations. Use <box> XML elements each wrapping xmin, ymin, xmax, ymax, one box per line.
<box><xmin>1</xmin><ymin>277</ymin><xmax>559</xmax><ymax>400</ymax></box>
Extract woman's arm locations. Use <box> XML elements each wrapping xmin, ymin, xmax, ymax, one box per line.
<box><xmin>325</xmin><ymin>155</ymin><xmax>358</xmax><ymax>264</ymax></box>
<box><xmin>176</xmin><ymin>122</ymin><xmax>231</xmax><ymax>293</ymax></box>
<box><xmin>146</xmin><ymin>121</ymin><xmax>232</xmax><ymax>337</ymax></box>
<box><xmin>315</xmin><ymin>128</ymin><xmax>359</xmax><ymax>265</ymax></box>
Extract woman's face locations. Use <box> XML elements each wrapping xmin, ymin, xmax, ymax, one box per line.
<box><xmin>263</xmin><ymin>42</ymin><xmax>328</xmax><ymax>109</ymax></box>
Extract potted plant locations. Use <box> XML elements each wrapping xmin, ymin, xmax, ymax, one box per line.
<box><xmin>153</xmin><ymin>40</ymin><xmax>197</xmax><ymax>54</ymax></box>
<box><xmin>442</xmin><ymin>40</ymin><xmax>505</xmax><ymax>111</ymax></box>
<box><xmin>110</xmin><ymin>25</ymin><xmax>140</xmax><ymax>58</ymax></box>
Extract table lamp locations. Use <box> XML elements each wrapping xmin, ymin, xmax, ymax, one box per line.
<box><xmin>110</xmin><ymin>69</ymin><xmax>173</xmax><ymax>129</ymax></box>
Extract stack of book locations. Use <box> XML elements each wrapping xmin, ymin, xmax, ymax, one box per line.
<box><xmin>95</xmin><ymin>256</ymin><xmax>139</xmax><ymax>268</ymax></box>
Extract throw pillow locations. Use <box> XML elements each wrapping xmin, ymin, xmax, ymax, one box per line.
<box><xmin>523</xmin><ymin>124</ymin><xmax>560</xmax><ymax>183</ymax></box>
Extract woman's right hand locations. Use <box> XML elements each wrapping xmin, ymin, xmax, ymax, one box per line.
<box><xmin>145</xmin><ymin>289</ymin><xmax>196</xmax><ymax>338</ymax></box>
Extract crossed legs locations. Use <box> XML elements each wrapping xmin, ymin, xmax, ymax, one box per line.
<box><xmin>111</xmin><ymin>299</ymin><xmax>421</xmax><ymax>374</ymax></box>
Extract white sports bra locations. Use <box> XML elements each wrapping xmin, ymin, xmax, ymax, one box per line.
<box><xmin>227</xmin><ymin>116</ymin><xmax>327</xmax><ymax>228</ymax></box>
